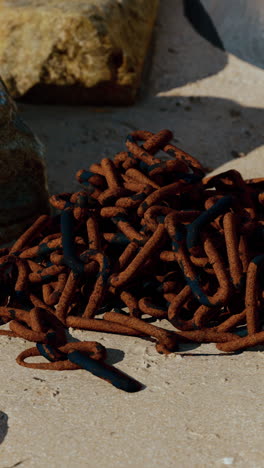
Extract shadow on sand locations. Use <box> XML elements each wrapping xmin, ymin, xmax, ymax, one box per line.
<box><xmin>0</xmin><ymin>411</ymin><xmax>8</xmax><ymax>445</ymax></box>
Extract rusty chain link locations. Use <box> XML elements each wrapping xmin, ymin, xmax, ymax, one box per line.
<box><xmin>1</xmin><ymin>129</ymin><xmax>264</xmax><ymax>390</ymax></box>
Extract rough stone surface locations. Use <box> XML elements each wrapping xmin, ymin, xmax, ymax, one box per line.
<box><xmin>0</xmin><ymin>0</ymin><xmax>159</xmax><ymax>104</ymax></box>
<box><xmin>0</xmin><ymin>77</ymin><xmax>49</xmax><ymax>244</ymax></box>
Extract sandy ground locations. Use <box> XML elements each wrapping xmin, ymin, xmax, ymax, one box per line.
<box><xmin>1</xmin><ymin>1</ymin><xmax>264</xmax><ymax>467</ymax></box>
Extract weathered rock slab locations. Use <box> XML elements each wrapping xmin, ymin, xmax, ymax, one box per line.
<box><xmin>0</xmin><ymin>77</ymin><xmax>49</xmax><ymax>244</ymax></box>
<box><xmin>0</xmin><ymin>0</ymin><xmax>159</xmax><ymax>104</ymax></box>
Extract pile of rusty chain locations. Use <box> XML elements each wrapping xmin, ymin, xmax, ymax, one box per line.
<box><xmin>1</xmin><ymin>129</ymin><xmax>264</xmax><ymax>391</ymax></box>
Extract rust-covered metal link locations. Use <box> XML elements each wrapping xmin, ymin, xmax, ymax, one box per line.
<box><xmin>1</xmin><ymin>129</ymin><xmax>264</xmax><ymax>392</ymax></box>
